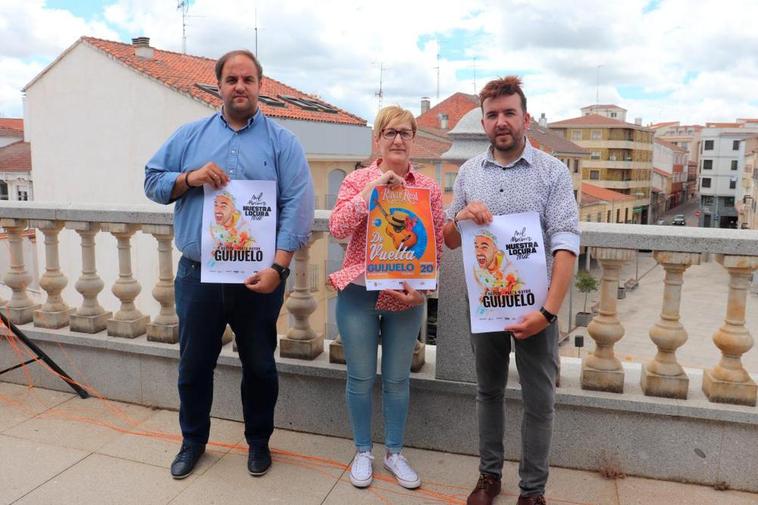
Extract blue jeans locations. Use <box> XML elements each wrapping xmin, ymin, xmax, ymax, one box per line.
<box><xmin>336</xmin><ymin>283</ymin><xmax>423</xmax><ymax>453</ymax></box>
<box><xmin>174</xmin><ymin>256</ymin><xmax>284</xmax><ymax>448</ymax></box>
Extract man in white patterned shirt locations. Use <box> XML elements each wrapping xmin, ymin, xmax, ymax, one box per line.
<box><xmin>443</xmin><ymin>76</ymin><xmax>580</xmax><ymax>505</ymax></box>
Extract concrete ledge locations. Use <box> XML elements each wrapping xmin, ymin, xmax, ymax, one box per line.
<box><xmin>1</xmin><ymin>326</ymin><xmax>757</xmax><ymax>493</ymax></box>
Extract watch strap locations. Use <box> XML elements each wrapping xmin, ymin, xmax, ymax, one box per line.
<box><xmin>539</xmin><ymin>306</ymin><xmax>557</xmax><ymax>324</ymax></box>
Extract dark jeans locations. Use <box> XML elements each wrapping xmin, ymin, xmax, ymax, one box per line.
<box><xmin>471</xmin><ymin>322</ymin><xmax>559</xmax><ymax>497</ymax></box>
<box><xmin>175</xmin><ymin>256</ymin><xmax>284</xmax><ymax>448</ymax></box>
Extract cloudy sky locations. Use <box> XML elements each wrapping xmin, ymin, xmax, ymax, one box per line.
<box><xmin>1</xmin><ymin>0</ymin><xmax>757</xmax><ymax>125</ymax></box>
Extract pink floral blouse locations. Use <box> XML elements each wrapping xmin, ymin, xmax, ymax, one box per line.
<box><xmin>328</xmin><ymin>160</ymin><xmax>445</xmax><ymax>311</ymax></box>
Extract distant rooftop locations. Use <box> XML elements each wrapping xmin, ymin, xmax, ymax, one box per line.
<box><xmin>24</xmin><ymin>37</ymin><xmax>366</xmax><ymax>127</ymax></box>
<box><xmin>581</xmin><ymin>183</ymin><xmax>635</xmax><ymax>202</ymax></box>
<box><xmin>549</xmin><ymin>113</ymin><xmax>651</xmax><ymax>131</ymax></box>
<box><xmin>416</xmin><ymin>92</ymin><xmax>479</xmax><ymax>131</ymax></box>
<box><xmin>0</xmin><ymin>141</ymin><xmax>31</xmax><ymax>172</ymax></box>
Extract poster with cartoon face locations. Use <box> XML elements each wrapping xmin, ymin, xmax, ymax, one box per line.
<box><xmin>459</xmin><ymin>212</ymin><xmax>548</xmax><ymax>333</ymax></box>
<box><xmin>365</xmin><ymin>185</ymin><xmax>437</xmax><ymax>291</ymax></box>
<box><xmin>201</xmin><ymin>180</ymin><xmax>277</xmax><ymax>283</ymax></box>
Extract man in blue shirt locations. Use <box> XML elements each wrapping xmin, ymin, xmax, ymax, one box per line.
<box><xmin>144</xmin><ymin>49</ymin><xmax>314</xmax><ymax>480</ymax></box>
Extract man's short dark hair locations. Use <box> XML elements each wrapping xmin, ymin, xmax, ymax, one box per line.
<box><xmin>215</xmin><ymin>50</ymin><xmax>263</xmax><ymax>82</ymax></box>
<box><xmin>479</xmin><ymin>76</ymin><xmax>527</xmax><ymax>113</ymax></box>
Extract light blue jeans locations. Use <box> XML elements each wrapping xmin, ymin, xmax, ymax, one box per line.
<box><xmin>336</xmin><ymin>283</ymin><xmax>423</xmax><ymax>453</ymax></box>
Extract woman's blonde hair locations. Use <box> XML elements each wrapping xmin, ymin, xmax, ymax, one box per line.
<box><xmin>373</xmin><ymin>105</ymin><xmax>417</xmax><ymax>139</ymax></box>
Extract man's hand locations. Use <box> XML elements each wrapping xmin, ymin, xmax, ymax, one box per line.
<box><xmin>243</xmin><ymin>268</ymin><xmax>281</xmax><ymax>294</ymax></box>
<box><xmin>188</xmin><ymin>162</ymin><xmax>230</xmax><ymax>189</ymax></box>
<box><xmin>455</xmin><ymin>201</ymin><xmax>493</xmax><ymax>225</ymax></box>
<box><xmin>505</xmin><ymin>310</ymin><xmax>549</xmax><ymax>340</ymax></box>
<box><xmin>383</xmin><ymin>282</ymin><xmax>424</xmax><ymax>306</ymax></box>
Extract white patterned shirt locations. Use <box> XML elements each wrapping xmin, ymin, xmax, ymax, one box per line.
<box><xmin>446</xmin><ymin>139</ymin><xmax>580</xmax><ymax>281</ymax></box>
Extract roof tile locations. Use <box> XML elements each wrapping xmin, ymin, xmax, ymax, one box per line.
<box><xmin>80</xmin><ymin>37</ymin><xmax>366</xmax><ymax>126</ymax></box>
<box><xmin>0</xmin><ymin>141</ymin><xmax>32</xmax><ymax>172</ymax></box>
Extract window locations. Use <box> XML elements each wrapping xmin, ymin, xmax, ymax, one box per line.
<box><xmin>625</xmin><ymin>208</ymin><xmax>629</xmax><ymax>222</ymax></box>
<box><xmin>616</xmin><ymin>209</ymin><xmax>621</xmax><ymax>223</ymax></box>
<box><xmin>704</xmin><ymin>140</ymin><xmax>714</xmax><ymax>150</ymax></box>
<box><xmin>590</xmin><ymin>170</ymin><xmax>600</xmax><ymax>180</ymax></box>
<box><xmin>703</xmin><ymin>159</ymin><xmax>713</xmax><ymax>170</ymax></box>
<box><xmin>573</xmin><ymin>159</ymin><xmax>579</xmax><ymax>173</ymax></box>
<box><xmin>607</xmin><ymin>210</ymin><xmax>611</xmax><ymax>222</ymax></box>
<box><xmin>17</xmin><ymin>190</ymin><xmax>28</xmax><ymax>201</ymax></box>
<box><xmin>0</xmin><ymin>181</ymin><xmax>7</xmax><ymax>200</ymax></box>
<box><xmin>733</xmin><ymin>140</ymin><xmax>740</xmax><ymax>150</ymax></box>
<box><xmin>591</xmin><ymin>129</ymin><xmax>602</xmax><ymax>140</ymax></box>
<box><xmin>731</xmin><ymin>160</ymin><xmax>738</xmax><ymax>170</ymax></box>
<box><xmin>729</xmin><ymin>178</ymin><xmax>736</xmax><ymax>189</ymax></box>
<box><xmin>571</xmin><ymin>130</ymin><xmax>582</xmax><ymax>141</ymax></box>
<box><xmin>444</xmin><ymin>172</ymin><xmax>456</xmax><ymax>192</ymax></box>
<box><xmin>596</xmin><ymin>212</ymin><xmax>602</xmax><ymax>222</ymax></box>
<box><xmin>724</xmin><ymin>197</ymin><xmax>735</xmax><ymax>207</ymax></box>
<box><xmin>702</xmin><ymin>195</ymin><xmax>713</xmax><ymax>206</ymax></box>
<box><xmin>591</xmin><ymin>151</ymin><xmax>601</xmax><ymax>160</ymax></box>
<box><xmin>610</xmin><ymin>112</ymin><xmax>617</xmax><ymax>118</ymax></box>
<box><xmin>701</xmin><ymin>177</ymin><xmax>711</xmax><ymax>188</ymax></box>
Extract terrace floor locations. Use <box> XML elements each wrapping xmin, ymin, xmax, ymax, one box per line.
<box><xmin>2</xmin><ymin>381</ymin><xmax>756</xmax><ymax>505</ymax></box>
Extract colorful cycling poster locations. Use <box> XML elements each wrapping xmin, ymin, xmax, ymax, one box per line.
<box><xmin>365</xmin><ymin>185</ymin><xmax>437</xmax><ymax>291</ymax></box>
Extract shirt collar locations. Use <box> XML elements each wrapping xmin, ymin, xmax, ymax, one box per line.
<box><xmin>371</xmin><ymin>159</ymin><xmax>418</xmax><ymax>184</ymax></box>
<box><xmin>482</xmin><ymin>137</ymin><xmax>535</xmax><ymax>170</ymax></box>
<box><xmin>218</xmin><ymin>107</ymin><xmax>261</xmax><ymax>132</ymax></box>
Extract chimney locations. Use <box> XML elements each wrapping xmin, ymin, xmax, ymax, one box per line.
<box><xmin>635</xmin><ymin>117</ymin><xmax>642</xmax><ymax>126</ymax></box>
<box><xmin>420</xmin><ymin>97</ymin><xmax>430</xmax><ymax>114</ymax></box>
<box><xmin>539</xmin><ymin>112</ymin><xmax>547</xmax><ymax>128</ymax></box>
<box><xmin>132</xmin><ymin>37</ymin><xmax>154</xmax><ymax>59</ymax></box>
<box><xmin>439</xmin><ymin>113</ymin><xmax>449</xmax><ymax>130</ymax></box>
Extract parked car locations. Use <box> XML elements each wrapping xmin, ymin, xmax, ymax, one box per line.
<box><xmin>671</xmin><ymin>214</ymin><xmax>686</xmax><ymax>226</ymax></box>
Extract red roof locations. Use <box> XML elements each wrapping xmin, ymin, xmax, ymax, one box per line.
<box><xmin>416</xmin><ymin>93</ymin><xmax>479</xmax><ymax>131</ymax></box>
<box><xmin>654</xmin><ymin>138</ymin><xmax>687</xmax><ymax>153</ymax></box>
<box><xmin>549</xmin><ymin>113</ymin><xmax>649</xmax><ymax>130</ymax></box>
<box><xmin>705</xmin><ymin>122</ymin><xmax>742</xmax><ymax>128</ymax></box>
<box><xmin>653</xmin><ymin>167</ymin><xmax>671</xmax><ymax>178</ymax></box>
<box><xmin>649</xmin><ymin>121</ymin><xmax>678</xmax><ymax>129</ymax></box>
<box><xmin>583</xmin><ymin>104</ymin><xmax>626</xmax><ymax>110</ymax></box>
<box><xmin>0</xmin><ymin>141</ymin><xmax>32</xmax><ymax>172</ymax></box>
<box><xmin>581</xmin><ymin>183</ymin><xmax>634</xmax><ymax>202</ymax></box>
<box><xmin>29</xmin><ymin>37</ymin><xmax>366</xmax><ymax>126</ymax></box>
<box><xmin>0</xmin><ymin>118</ymin><xmax>23</xmax><ymax>132</ymax></box>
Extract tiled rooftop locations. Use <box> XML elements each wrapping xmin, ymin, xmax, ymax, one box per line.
<box><xmin>0</xmin><ymin>141</ymin><xmax>31</xmax><ymax>172</ymax></box>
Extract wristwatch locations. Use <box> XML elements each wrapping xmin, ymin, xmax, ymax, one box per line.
<box><xmin>271</xmin><ymin>263</ymin><xmax>290</xmax><ymax>282</ymax></box>
<box><xmin>539</xmin><ymin>306</ymin><xmax>557</xmax><ymax>324</ymax></box>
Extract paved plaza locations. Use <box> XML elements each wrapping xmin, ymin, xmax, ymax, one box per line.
<box><xmin>1</xmin><ymin>381</ymin><xmax>757</xmax><ymax>505</ymax></box>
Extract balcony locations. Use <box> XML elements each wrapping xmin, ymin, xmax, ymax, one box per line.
<box><xmin>0</xmin><ymin>203</ymin><xmax>757</xmax><ymax>494</ymax></box>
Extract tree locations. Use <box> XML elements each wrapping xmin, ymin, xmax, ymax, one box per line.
<box><xmin>575</xmin><ymin>270</ymin><xmax>599</xmax><ymax>314</ymax></box>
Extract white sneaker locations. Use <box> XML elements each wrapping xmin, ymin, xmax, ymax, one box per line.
<box><xmin>384</xmin><ymin>452</ymin><xmax>421</xmax><ymax>489</ymax></box>
<box><xmin>349</xmin><ymin>451</ymin><xmax>374</xmax><ymax>488</ymax></box>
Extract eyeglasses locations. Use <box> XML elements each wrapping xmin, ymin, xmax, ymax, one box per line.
<box><xmin>381</xmin><ymin>128</ymin><xmax>414</xmax><ymax>141</ymax></box>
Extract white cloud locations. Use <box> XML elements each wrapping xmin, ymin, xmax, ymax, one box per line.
<box><xmin>0</xmin><ymin>0</ymin><xmax>757</xmax><ymax>124</ymax></box>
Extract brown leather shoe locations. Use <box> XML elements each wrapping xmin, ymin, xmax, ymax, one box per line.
<box><xmin>466</xmin><ymin>473</ymin><xmax>501</xmax><ymax>505</ymax></box>
<box><xmin>517</xmin><ymin>494</ymin><xmax>547</xmax><ymax>505</ymax></box>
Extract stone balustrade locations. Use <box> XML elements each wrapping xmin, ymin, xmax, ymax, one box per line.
<box><xmin>1</xmin><ymin>203</ymin><xmax>757</xmax><ymax>407</ymax></box>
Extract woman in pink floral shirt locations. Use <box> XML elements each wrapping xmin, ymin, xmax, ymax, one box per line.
<box><xmin>328</xmin><ymin>106</ymin><xmax>444</xmax><ymax>491</ymax></box>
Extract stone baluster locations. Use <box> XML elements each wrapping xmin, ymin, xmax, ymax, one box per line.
<box><xmin>581</xmin><ymin>247</ymin><xmax>633</xmax><ymax>393</ymax></box>
<box><xmin>329</xmin><ymin>240</ymin><xmax>348</xmax><ymax>364</ymax></box>
<box><xmin>411</xmin><ymin>298</ymin><xmax>428</xmax><ymax>372</ymax></box>
<box><xmin>702</xmin><ymin>254</ymin><xmax>758</xmax><ymax>406</ymax></box>
<box><xmin>66</xmin><ymin>222</ymin><xmax>112</xmax><ymax>333</ymax></box>
<box><xmin>143</xmin><ymin>225</ymin><xmax>178</xmax><ymax>343</ymax></box>
<box><xmin>0</xmin><ymin>218</ymin><xmax>39</xmax><ymax>324</ymax></box>
<box><xmin>102</xmin><ymin>224</ymin><xmax>149</xmax><ymax>338</ymax></box>
<box><xmin>30</xmin><ymin>220</ymin><xmax>71</xmax><ymax>328</ymax></box>
<box><xmin>280</xmin><ymin>235</ymin><xmax>323</xmax><ymax>359</ymax></box>
<box><xmin>641</xmin><ymin>252</ymin><xmax>700</xmax><ymax>399</ymax></box>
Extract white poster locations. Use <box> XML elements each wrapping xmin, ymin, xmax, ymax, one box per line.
<box><xmin>201</xmin><ymin>180</ymin><xmax>277</xmax><ymax>283</ymax></box>
<box><xmin>460</xmin><ymin>212</ymin><xmax>549</xmax><ymax>333</ymax></box>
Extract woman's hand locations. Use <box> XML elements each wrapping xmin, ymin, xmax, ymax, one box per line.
<box><xmin>384</xmin><ymin>282</ymin><xmax>425</xmax><ymax>306</ymax></box>
<box><xmin>360</xmin><ymin>170</ymin><xmax>404</xmax><ymax>202</ymax></box>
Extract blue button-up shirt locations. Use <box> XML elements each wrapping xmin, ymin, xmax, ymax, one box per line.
<box><xmin>144</xmin><ymin>110</ymin><xmax>315</xmax><ymax>261</ymax></box>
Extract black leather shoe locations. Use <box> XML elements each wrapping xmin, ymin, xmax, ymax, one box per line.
<box><xmin>170</xmin><ymin>443</ymin><xmax>205</xmax><ymax>479</ymax></box>
<box><xmin>247</xmin><ymin>445</ymin><xmax>272</xmax><ymax>476</ymax></box>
